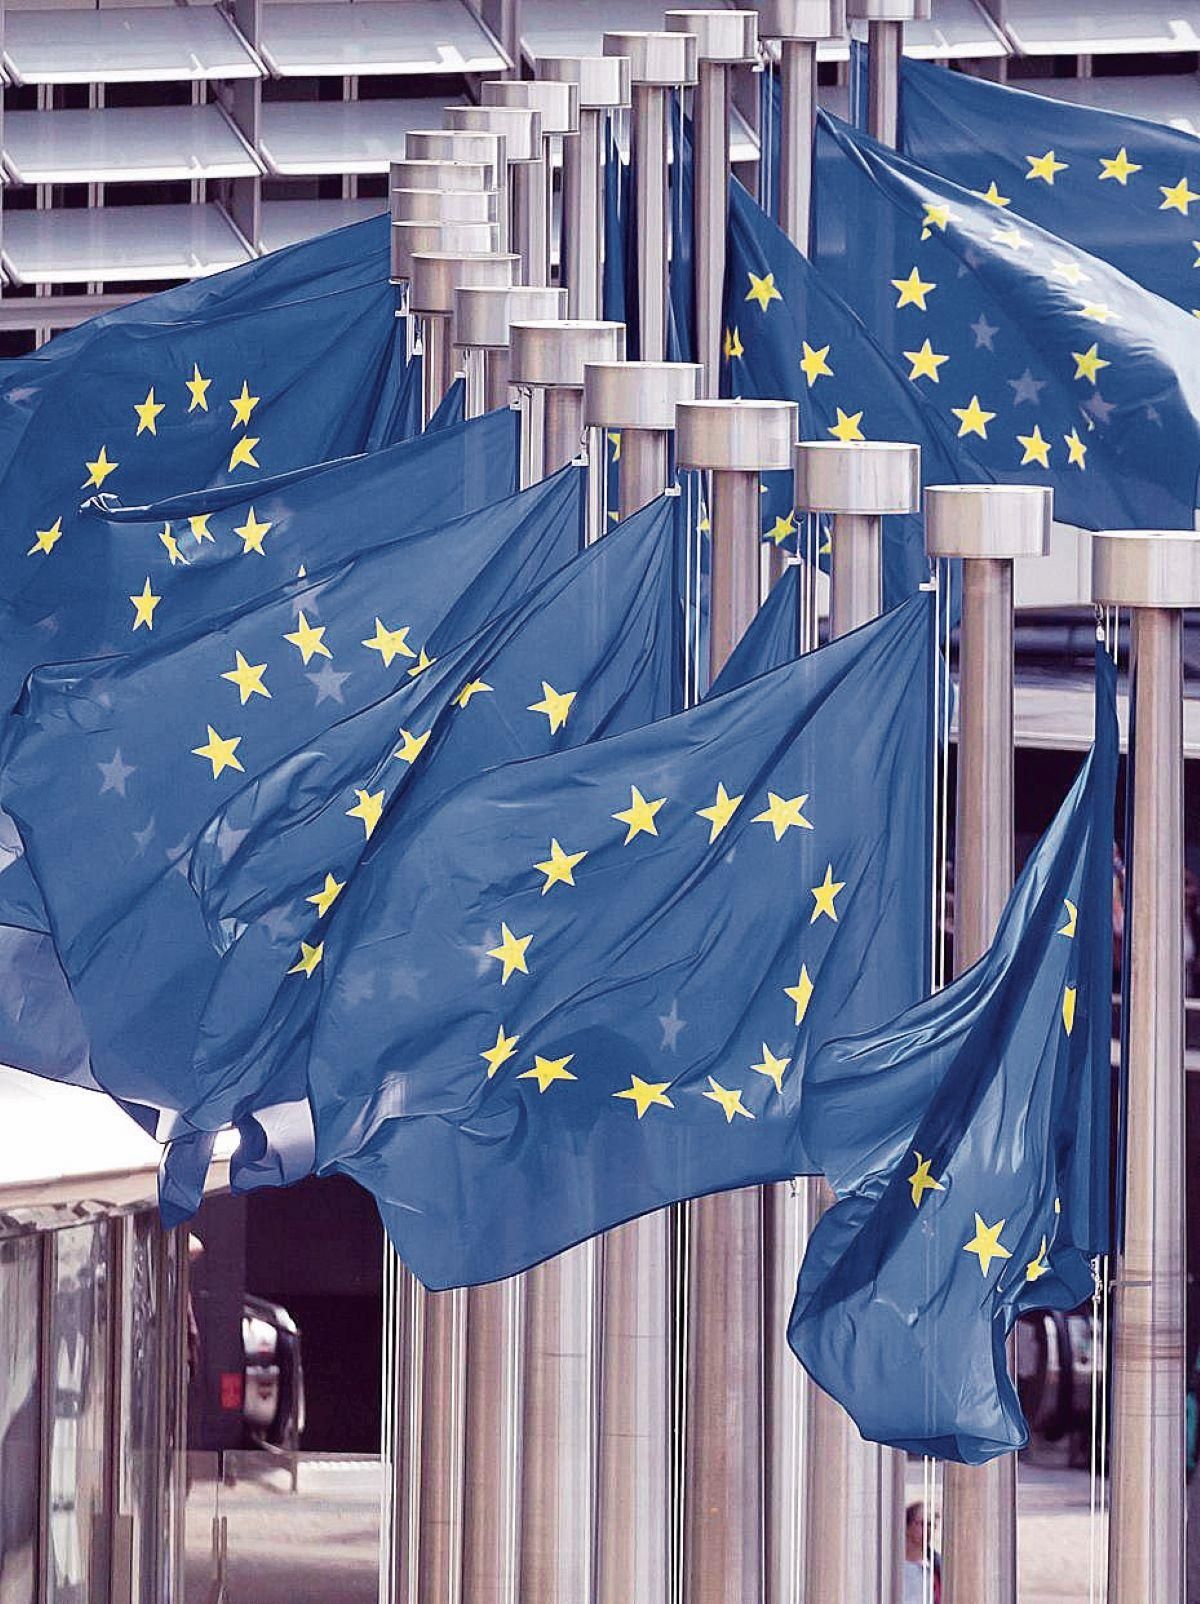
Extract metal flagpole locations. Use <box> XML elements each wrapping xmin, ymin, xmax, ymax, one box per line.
<box><xmin>409</xmin><ymin>252</ymin><xmax>518</xmax><ymax>426</ymax></box>
<box><xmin>665</xmin><ymin>11</ymin><xmax>758</xmax><ymax>398</ymax></box>
<box><xmin>391</xmin><ymin>220</ymin><xmax>499</xmax><ymax>366</ymax></box>
<box><xmin>1093</xmin><ymin>531</ymin><xmax>1199</xmax><ymax>1604</ymax></box>
<box><xmin>926</xmin><ymin>486</ymin><xmax>1052</xmax><ymax>1604</ymax></box>
<box><xmin>388</xmin><ymin>157</ymin><xmax>502</xmax><ymax>346</ymax></box>
<box><xmin>793</xmin><ymin>439</ymin><xmax>920</xmax><ymax>1604</ymax></box>
<box><xmin>404</xmin><ymin>130</ymin><xmax>508</xmax><ymax>192</ymax></box>
<box><xmin>675</xmin><ymin>397</ymin><xmax>799</xmax><ymax>1604</ymax></box>
<box><xmin>449</xmin><ymin>105</ymin><xmax>546</xmax><ymax>287</ymax></box>
<box><xmin>482</xmin><ymin>79</ymin><xmax>580</xmax><ymax>289</ymax></box>
<box><xmin>848</xmin><ymin>0</ymin><xmax>930</xmax><ymax>147</ymax></box>
<box><xmin>511</xmin><ymin>318</ymin><xmax>626</xmax><ymax>474</ymax></box>
<box><xmin>603</xmin><ymin>30</ymin><xmax>698</xmax><ymax>363</ymax></box>
<box><xmin>536</xmin><ymin>55</ymin><xmax>632</xmax><ymax>320</ymax></box>
<box><xmin>758</xmin><ymin>0</ymin><xmax>843</xmax><ymax>253</ymax></box>
<box><xmin>583</xmin><ymin>360</ymin><xmax>700</xmax><ymax>520</ymax></box>
<box><xmin>454</xmin><ymin>284</ymin><xmax>567</xmax><ymax>419</ymax></box>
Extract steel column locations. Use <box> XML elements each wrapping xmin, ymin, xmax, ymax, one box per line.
<box><xmin>543</xmin><ymin>386</ymin><xmax>584</xmax><ymax>474</ymax></box>
<box><xmin>420</xmin><ymin>313</ymin><xmax>452</xmax><ymax>424</ymax></box>
<box><xmin>454</xmin><ymin>283</ymin><xmax>568</xmax><ymax>422</ymax></box>
<box><xmin>778</xmin><ymin>39</ymin><xmax>817</xmax><ymax>248</ymax></box>
<box><xmin>583</xmin><ymin>359</ymin><xmax>701</xmax><ymax>522</ymax></box>
<box><xmin>618</xmin><ymin>430</ymin><xmax>669</xmax><ymax>519</ymax></box>
<box><xmin>847</xmin><ymin>2</ymin><xmax>930</xmax><ymax>148</ymax></box>
<box><xmin>483</xmin><ymin>81</ymin><xmax>579</xmax><ymax>287</ymax></box>
<box><xmin>446</xmin><ymin>105</ymin><xmax>545</xmax><ymax>285</ymax></box>
<box><xmin>462</xmin><ymin>1280</ymin><xmax>524</xmax><ymax>1604</ymax></box>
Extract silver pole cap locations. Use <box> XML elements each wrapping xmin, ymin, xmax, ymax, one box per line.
<box><xmin>410</xmin><ymin>252</ymin><xmax>520</xmax><ymax>318</ymax></box>
<box><xmin>1092</xmin><ymin>531</ymin><xmax>1200</xmax><ymax>609</ymax></box>
<box><xmin>404</xmin><ymin>130</ymin><xmax>507</xmax><ymax>184</ymax></box>
<box><xmin>482</xmin><ymin>78</ymin><xmax>581</xmax><ymax>136</ymax></box>
<box><xmin>454</xmin><ymin>285</ymin><xmax>569</xmax><ymax>351</ymax></box>
<box><xmin>795</xmin><ymin>440</ymin><xmax>921</xmax><ymax>514</ymax></box>
<box><xmin>535</xmin><ymin>54</ymin><xmax>632</xmax><ymax>111</ymax></box>
<box><xmin>676</xmin><ymin>400</ymin><xmax>798</xmax><ymax>472</ymax></box>
<box><xmin>510</xmin><ymin>320</ymin><xmax>627</xmax><ymax>388</ymax></box>
<box><xmin>583</xmin><ymin>362</ymin><xmax>703</xmax><ymax>431</ymax></box>
<box><xmin>390</xmin><ymin>158</ymin><xmax>495</xmax><ymax>194</ymax></box>
<box><xmin>391</xmin><ymin>220</ymin><xmax>500</xmax><ymax>284</ymax></box>
<box><xmin>924</xmin><ymin>485</ymin><xmax>1052</xmax><ymax>561</ymax></box>
<box><xmin>847</xmin><ymin>0</ymin><xmax>932</xmax><ymax>19</ymax></box>
<box><xmin>603</xmin><ymin>30</ymin><xmax>699</xmax><ymax>87</ymax></box>
<box><xmin>447</xmin><ymin>105</ymin><xmax>543</xmax><ymax>165</ymax></box>
<box><xmin>758</xmin><ymin>0</ymin><xmax>846</xmax><ymax>41</ymax></box>
<box><xmin>392</xmin><ymin>188</ymin><xmax>502</xmax><ymax>226</ymax></box>
<box><xmin>665</xmin><ymin>8</ymin><xmax>759</xmax><ymax>63</ymax></box>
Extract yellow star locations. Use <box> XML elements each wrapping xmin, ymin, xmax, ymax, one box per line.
<box><xmin>613</xmin><ymin>785</ymin><xmax>666</xmax><ymax>844</ymax></box>
<box><xmin>192</xmin><ymin>725</ymin><xmax>244</xmax><ymax>780</ymax></box>
<box><xmin>904</xmin><ymin>338</ymin><xmax>949</xmax><ymax>384</ymax></box>
<box><xmin>1026</xmin><ymin>1235</ymin><xmax>1051</xmax><ymax>1282</ymax></box>
<box><xmin>1058</xmin><ymin>898</ymin><xmax>1078</xmax><ymax>938</ymax></box>
<box><xmin>408</xmin><ymin>647</ymin><xmax>435</xmax><ymax>678</ymax></box>
<box><xmin>767</xmin><ymin>511</ymin><xmax>797</xmax><ymax>546</ymax></box>
<box><xmin>221</xmin><ymin>650</ymin><xmax>270</xmax><ymax>704</ymax></box>
<box><xmin>696</xmin><ymin>781</ymin><xmax>744</xmax><ymax>844</ymax></box>
<box><xmin>1017</xmin><ymin>424</ymin><xmax>1052</xmax><ymax>469</ymax></box>
<box><xmin>745</xmin><ymin>271</ymin><xmax>783</xmax><ymax>312</ymax></box>
<box><xmin>1052</xmin><ymin>258</ymin><xmax>1088</xmax><ymax>287</ymax></box>
<box><xmin>83</xmin><ymin>446</ymin><xmax>118</xmax><ymax>490</ymax></box>
<box><xmin>1064</xmin><ymin>428</ymin><xmax>1088</xmax><ymax>470</ymax></box>
<box><xmin>964</xmin><ymin>1213</ymin><xmax>1012</xmax><ymax>1278</ymax></box>
<box><xmin>752</xmin><ymin>791</ymin><xmax>812</xmax><ymax>841</ymax></box>
<box><xmin>703</xmin><ymin>1076</ymin><xmax>754</xmax><ymax>1123</ymax></box>
<box><xmin>362</xmin><ymin>618</ymin><xmax>415</xmax><ymax>667</ymax></box>
<box><xmin>307</xmin><ymin>872</ymin><xmax>345</xmax><ymax>918</ymax></box>
<box><xmin>393</xmin><ymin>728</ymin><xmax>431</xmax><ymax>764</ymax></box>
<box><xmin>27</xmin><ymin>516</ymin><xmax>63</xmax><ymax>556</ymax></box>
<box><xmin>228</xmin><ymin>436</ymin><xmax>260</xmax><ymax>472</ymax></box>
<box><xmin>751</xmin><ymin>1044</ymin><xmax>791</xmax><ymax>1095</ymax></box>
<box><xmin>608</xmin><ymin>431</ymin><xmax>622</xmax><ymax>461</ymax></box>
<box><xmin>528</xmin><ymin>681</ymin><xmax>576</xmax><ymax>733</ymax></box>
<box><xmin>1062</xmin><ymin>986</ymin><xmax>1077</xmax><ymax>1036</ymax></box>
<box><xmin>234</xmin><ymin>507</ymin><xmax>272</xmax><ymax>556</ymax></box>
<box><xmin>346</xmin><ymin>788</ymin><xmax>384</xmax><ymax>839</ymax></box>
<box><xmin>800</xmin><ymin>341</ymin><xmax>833</xmax><ymax>387</ymax></box>
<box><xmin>1100</xmin><ymin>147</ymin><xmax>1141</xmax><ymax>185</ymax></box>
<box><xmin>129</xmin><ymin>577</ymin><xmax>161</xmax><ymax>631</ymax></box>
<box><xmin>1080</xmin><ymin>303</ymin><xmax>1115</xmax><ymax>325</ymax></box>
<box><xmin>614</xmin><ymin>1075</ymin><xmax>675</xmax><ymax>1118</ymax></box>
<box><xmin>991</xmin><ymin>226</ymin><xmax>1027</xmax><ymax>252</ymax></box>
<box><xmin>455</xmin><ymin>679</ymin><xmax>493</xmax><ymax>709</ymax></box>
<box><xmin>288</xmin><ymin>940</ymin><xmax>324</xmax><ymax>978</ymax></box>
<box><xmin>974</xmin><ymin>180</ymin><xmax>1010</xmax><ymax>208</ymax></box>
<box><xmin>921</xmin><ymin>200</ymin><xmax>953</xmax><ymax>237</ymax></box>
<box><xmin>828</xmin><ymin>408</ymin><xmax>865</xmax><ymax>443</ymax></box>
<box><xmin>533</xmin><ymin>838</ymin><xmax>588</xmax><ymax>894</ymax></box>
<box><xmin>480</xmin><ymin>1024</ymin><xmax>520</xmax><ymax>1079</ymax></box>
<box><xmin>1072</xmin><ymin>343</ymin><xmax>1110</xmax><ymax>384</ymax></box>
<box><xmin>159</xmin><ymin>525</ymin><xmax>189</xmax><ymax>566</ymax></box>
<box><xmin>134</xmin><ymin>387</ymin><xmax>165</xmax><ymax>436</ymax></box>
<box><xmin>891</xmin><ymin>267</ymin><xmax>935</xmax><ymax>311</ymax></box>
<box><xmin>487</xmin><ymin>922</ymin><xmax>532</xmax><ymax>984</ymax></box>
<box><xmin>518</xmin><ymin>1052</ymin><xmax>576</xmax><ymax>1092</ymax></box>
<box><xmin>189</xmin><ymin>513</ymin><xmax>214</xmax><ymax>543</ymax></box>
<box><xmin>1026</xmin><ymin>149</ymin><xmax>1068</xmax><ymax>185</ymax></box>
<box><xmin>784</xmin><ymin>964</ymin><xmax>813</xmax><ymax>1026</ymax></box>
<box><xmin>284</xmin><ymin>612</ymin><xmax>332</xmax><ymax>665</ymax></box>
<box><xmin>951</xmin><ymin>395</ymin><xmax>996</xmax><ymax>440</ymax></box>
<box><xmin>186</xmin><ymin>363</ymin><xmax>212</xmax><ymax>413</ymax></box>
<box><xmin>810</xmin><ymin>864</ymin><xmax>845</xmax><ymax>924</ymax></box>
<box><xmin>723</xmin><ymin>327</ymin><xmax>744</xmax><ymax>360</ymax></box>
<box><xmin>1160</xmin><ymin>176</ymin><xmax>1200</xmax><ymax>214</ymax></box>
<box><xmin>908</xmin><ymin>1152</ymin><xmax>945</xmax><ymax>1208</ymax></box>
<box><xmin>230</xmin><ymin>380</ymin><xmax>260</xmax><ymax>430</ymax></box>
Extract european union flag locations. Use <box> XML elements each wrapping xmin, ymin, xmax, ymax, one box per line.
<box><xmin>603</xmin><ymin>122</ymin><xmax>631</xmax><ymax>330</ymax></box>
<box><xmin>790</xmin><ymin>646</ymin><xmax>1118</xmax><ymax>1463</ymax></box>
<box><xmin>0</xmin><ymin>467</ymin><xmax>583</xmax><ymax>1119</ymax></box>
<box><xmin>813</xmin><ymin>111</ymin><xmax>1200</xmax><ymax>531</ymax></box>
<box><xmin>669</xmin><ymin>103</ymin><xmax>697</xmax><ymax>365</ymax></box>
<box><xmin>709</xmin><ymin>561</ymin><xmax>802</xmax><ymax>692</ymax></box>
<box><xmin>211</xmin><ymin>594</ymin><xmax>935</xmax><ymax>1288</ymax></box>
<box><xmin>897</xmin><ymin>54</ymin><xmax>1200</xmax><ymax>320</ymax></box>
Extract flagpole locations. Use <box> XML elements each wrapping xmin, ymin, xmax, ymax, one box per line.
<box><xmin>511</xmin><ymin>317</ymin><xmax>627</xmax><ymax>477</ymax></box>
<box><xmin>535</xmin><ymin>56</ymin><xmax>632</xmax><ymax>320</ymax></box>
<box><xmin>666</xmin><ymin>11</ymin><xmax>758</xmax><ymax>397</ymax></box>
<box><xmin>758</xmin><ymin>0</ymin><xmax>843</xmax><ymax>253</ymax></box>
<box><xmin>410</xmin><ymin>251</ymin><xmax>518</xmax><ymax>423</ymax></box>
<box><xmin>603</xmin><ymin>30</ymin><xmax>698</xmax><ymax>362</ymax></box>
<box><xmin>447</xmin><ymin>106</ymin><xmax>546</xmax><ymax>287</ymax></box>
<box><xmin>1092</xmin><ymin>531</ymin><xmax>1199</xmax><ymax>1604</ymax></box>
<box><xmin>482</xmin><ymin>80</ymin><xmax>581</xmax><ymax>289</ymax></box>
<box><xmin>454</xmin><ymin>285</ymin><xmax>567</xmax><ymax>419</ymax></box>
<box><xmin>675</xmin><ymin>396</ymin><xmax>799</xmax><ymax>1604</ymax></box>
<box><xmin>388</xmin><ymin>156</ymin><xmax>502</xmax><ymax>350</ymax></box>
<box><xmin>850</xmin><ymin>0</ymin><xmax>929</xmax><ymax>147</ymax></box>
<box><xmin>582</xmin><ymin>360</ymin><xmax>701</xmax><ymax>517</ymax></box>
<box><xmin>793</xmin><ymin>438</ymin><xmax>920</xmax><ymax>1604</ymax></box>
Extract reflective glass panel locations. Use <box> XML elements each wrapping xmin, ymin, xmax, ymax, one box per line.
<box><xmin>0</xmin><ymin>1234</ymin><xmax>41</xmax><ymax>1604</ymax></box>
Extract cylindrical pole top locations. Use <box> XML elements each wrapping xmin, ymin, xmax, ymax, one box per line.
<box><xmin>535</xmin><ymin>54</ymin><xmax>632</xmax><ymax>110</ymax></box>
<box><xmin>446</xmin><ymin>105</ymin><xmax>543</xmax><ymax>164</ymax></box>
<box><xmin>1092</xmin><ymin>531</ymin><xmax>1200</xmax><ymax>609</ymax></box>
<box><xmin>676</xmin><ymin>399</ymin><xmax>798</xmax><ymax>472</ymax></box>
<box><xmin>454</xmin><ymin>285</ymin><xmax>568</xmax><ymax>351</ymax></box>
<box><xmin>390</xmin><ymin>158</ymin><xmax>495</xmax><ymax>194</ymax></box>
<box><xmin>758</xmin><ymin>0</ymin><xmax>846</xmax><ymax>38</ymax></box>
<box><xmin>410</xmin><ymin>251</ymin><xmax>520</xmax><ymax>317</ymax></box>
<box><xmin>924</xmin><ymin>485</ymin><xmax>1052</xmax><ymax>561</ymax></box>
<box><xmin>404</xmin><ymin>129</ymin><xmax>506</xmax><ymax>184</ymax></box>
<box><xmin>510</xmin><ymin>320</ymin><xmax>627</xmax><ymax>388</ymax></box>
<box><xmin>846</xmin><ymin>0</ymin><xmax>931</xmax><ymax>18</ymax></box>
<box><xmin>392</xmin><ymin>220</ymin><xmax>499</xmax><ymax>284</ymax></box>
<box><xmin>795</xmin><ymin>440</ymin><xmax>920</xmax><ymax>514</ymax></box>
<box><xmin>603</xmin><ymin>29</ymin><xmax>699</xmax><ymax>86</ymax></box>
<box><xmin>583</xmin><ymin>361</ymin><xmax>703</xmax><ymax>431</ymax></box>
<box><xmin>392</xmin><ymin>188</ymin><xmax>502</xmax><ymax>226</ymax></box>
<box><xmin>482</xmin><ymin>78</ymin><xmax>581</xmax><ymax>136</ymax></box>
<box><xmin>665</xmin><ymin>8</ymin><xmax>759</xmax><ymax>62</ymax></box>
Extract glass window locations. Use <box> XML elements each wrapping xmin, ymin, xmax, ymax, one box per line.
<box><xmin>116</xmin><ymin>1214</ymin><xmax>167</xmax><ymax>1604</ymax></box>
<box><xmin>0</xmin><ymin>1234</ymin><xmax>41</xmax><ymax>1604</ymax></box>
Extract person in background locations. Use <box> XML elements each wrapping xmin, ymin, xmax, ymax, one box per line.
<box><xmin>903</xmin><ymin>1501</ymin><xmax>942</xmax><ymax>1604</ymax></box>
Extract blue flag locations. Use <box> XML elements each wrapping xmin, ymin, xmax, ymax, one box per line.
<box><xmin>813</xmin><ymin>111</ymin><xmax>1200</xmax><ymax>531</ymax></box>
<box><xmin>204</xmin><ymin>594</ymin><xmax>935</xmax><ymax>1288</ymax></box>
<box><xmin>790</xmin><ymin>646</ymin><xmax>1118</xmax><ymax>1463</ymax></box>
<box><xmin>897</xmin><ymin>54</ymin><xmax>1200</xmax><ymax>320</ymax></box>
<box><xmin>0</xmin><ymin>467</ymin><xmax>583</xmax><ymax>1119</ymax></box>
<box><xmin>709</xmin><ymin>562</ymin><xmax>802</xmax><ymax>693</ymax></box>
<box><xmin>669</xmin><ymin>102</ymin><xmax>697</xmax><ymax>366</ymax></box>
<box><xmin>603</xmin><ymin>122</ymin><xmax>631</xmax><ymax>330</ymax></box>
